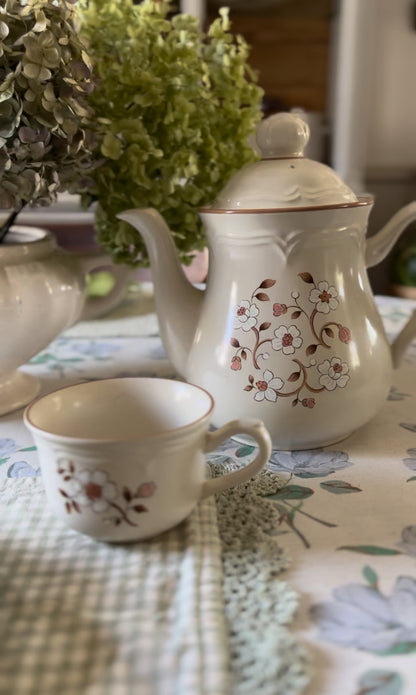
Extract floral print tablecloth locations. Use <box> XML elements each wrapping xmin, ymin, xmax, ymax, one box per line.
<box><xmin>240</xmin><ymin>296</ymin><xmax>416</xmax><ymax>695</ymax></box>
<box><xmin>1</xmin><ymin>293</ymin><xmax>416</xmax><ymax>695</ymax></box>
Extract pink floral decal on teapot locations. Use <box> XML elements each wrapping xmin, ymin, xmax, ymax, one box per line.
<box><xmin>230</xmin><ymin>274</ymin><xmax>352</xmax><ymax>408</ymax></box>
<box><xmin>57</xmin><ymin>458</ymin><xmax>156</xmax><ymax>527</ymax></box>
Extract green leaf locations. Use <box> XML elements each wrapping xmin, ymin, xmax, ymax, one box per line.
<box><xmin>375</xmin><ymin>642</ymin><xmax>416</xmax><ymax>656</ymax></box>
<box><xmin>400</xmin><ymin>423</ymin><xmax>416</xmax><ymax>433</ymax></box>
<box><xmin>29</xmin><ymin>353</ymin><xmax>54</xmax><ymax>364</ymax></box>
<box><xmin>19</xmin><ymin>446</ymin><xmax>37</xmax><ymax>452</ymax></box>
<box><xmin>363</xmin><ymin>565</ymin><xmax>378</xmax><ymax>587</ymax></box>
<box><xmin>356</xmin><ymin>669</ymin><xmax>403</xmax><ymax>695</ymax></box>
<box><xmin>339</xmin><ymin>545</ymin><xmax>401</xmax><ymax>556</ymax></box>
<box><xmin>0</xmin><ymin>457</ymin><xmax>10</xmax><ymax>466</ymax></box>
<box><xmin>320</xmin><ymin>479</ymin><xmax>362</xmax><ymax>494</ymax></box>
<box><xmin>235</xmin><ymin>445</ymin><xmax>255</xmax><ymax>458</ymax></box>
<box><xmin>407</xmin><ymin>476</ymin><xmax>416</xmax><ymax>482</ymax></box>
<box><xmin>267</xmin><ymin>484</ymin><xmax>314</xmax><ymax>501</ymax></box>
<box><xmin>60</xmin><ymin>358</ymin><xmax>84</xmax><ymax>363</ymax></box>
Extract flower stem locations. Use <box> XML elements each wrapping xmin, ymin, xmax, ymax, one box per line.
<box><xmin>253</xmin><ymin>337</ymin><xmax>271</xmax><ymax>369</ymax></box>
<box><xmin>281</xmin><ymin>511</ymin><xmax>311</xmax><ymax>549</ymax></box>
<box><xmin>108</xmin><ymin>500</ymin><xmax>138</xmax><ymax>526</ymax></box>
<box><xmin>0</xmin><ymin>205</ymin><xmax>24</xmax><ymax>244</ymax></box>
<box><xmin>286</xmin><ymin>502</ymin><xmax>337</xmax><ymax>527</ymax></box>
<box><xmin>310</xmin><ymin>307</ymin><xmax>323</xmax><ymax>345</ymax></box>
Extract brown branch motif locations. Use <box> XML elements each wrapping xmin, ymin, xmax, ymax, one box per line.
<box><xmin>230</xmin><ymin>274</ymin><xmax>352</xmax><ymax>408</ymax></box>
<box><xmin>57</xmin><ymin>459</ymin><xmax>156</xmax><ymax>527</ymax></box>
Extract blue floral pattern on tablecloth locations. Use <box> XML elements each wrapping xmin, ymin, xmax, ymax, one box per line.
<box><xmin>311</xmin><ymin>567</ymin><xmax>416</xmax><ymax>655</ymax></box>
<box><xmin>206</xmin><ymin>299</ymin><xmax>416</xmax><ymax>692</ymax></box>
<box><xmin>0</xmin><ymin>437</ymin><xmax>39</xmax><ymax>478</ymax></box>
<box><xmin>2</xmin><ymin>295</ymin><xmax>416</xmax><ymax>693</ymax></box>
<box><xmin>268</xmin><ymin>448</ymin><xmax>353</xmax><ymax>478</ymax></box>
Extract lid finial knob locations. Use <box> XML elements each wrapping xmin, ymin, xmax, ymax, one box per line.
<box><xmin>256</xmin><ymin>112</ymin><xmax>310</xmax><ymax>159</ymax></box>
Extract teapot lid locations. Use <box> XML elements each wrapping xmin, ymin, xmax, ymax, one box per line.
<box><xmin>210</xmin><ymin>112</ymin><xmax>358</xmax><ymax>211</ymax></box>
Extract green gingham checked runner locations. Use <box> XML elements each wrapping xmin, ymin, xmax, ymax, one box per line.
<box><xmin>0</xmin><ymin>478</ymin><xmax>230</xmax><ymax>695</ymax></box>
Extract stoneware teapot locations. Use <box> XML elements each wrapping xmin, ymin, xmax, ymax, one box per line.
<box><xmin>0</xmin><ymin>224</ymin><xmax>128</xmax><ymax>415</ymax></box>
<box><xmin>118</xmin><ymin>112</ymin><xmax>416</xmax><ymax>450</ymax></box>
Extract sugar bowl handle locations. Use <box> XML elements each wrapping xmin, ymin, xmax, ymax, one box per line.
<box><xmin>75</xmin><ymin>252</ymin><xmax>130</xmax><ymax>321</ymax></box>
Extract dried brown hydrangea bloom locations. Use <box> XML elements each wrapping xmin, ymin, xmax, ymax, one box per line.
<box><xmin>0</xmin><ymin>0</ymin><xmax>95</xmax><ymax>240</ymax></box>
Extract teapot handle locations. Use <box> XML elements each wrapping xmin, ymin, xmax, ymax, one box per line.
<box><xmin>391</xmin><ymin>309</ymin><xmax>416</xmax><ymax>368</ymax></box>
<box><xmin>366</xmin><ymin>202</ymin><xmax>416</xmax><ymax>268</ymax></box>
<box><xmin>74</xmin><ymin>253</ymin><xmax>131</xmax><ymax>321</ymax></box>
<box><xmin>365</xmin><ymin>201</ymin><xmax>416</xmax><ymax>366</ymax></box>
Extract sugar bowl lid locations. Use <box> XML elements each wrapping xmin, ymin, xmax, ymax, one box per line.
<box><xmin>210</xmin><ymin>112</ymin><xmax>358</xmax><ymax>210</ymax></box>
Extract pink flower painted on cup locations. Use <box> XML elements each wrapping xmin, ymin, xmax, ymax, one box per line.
<box><xmin>136</xmin><ymin>481</ymin><xmax>156</xmax><ymax>498</ymax></box>
<box><xmin>273</xmin><ymin>303</ymin><xmax>287</xmax><ymax>317</ymax></box>
<box><xmin>338</xmin><ymin>325</ymin><xmax>351</xmax><ymax>344</ymax></box>
<box><xmin>254</xmin><ymin>369</ymin><xmax>284</xmax><ymax>402</ymax></box>
<box><xmin>73</xmin><ymin>469</ymin><xmax>118</xmax><ymax>513</ymax></box>
<box><xmin>272</xmin><ymin>325</ymin><xmax>303</xmax><ymax>355</ymax></box>
<box><xmin>309</xmin><ymin>281</ymin><xmax>338</xmax><ymax>314</ymax></box>
<box><xmin>318</xmin><ymin>358</ymin><xmax>350</xmax><ymax>391</ymax></box>
<box><xmin>231</xmin><ymin>356</ymin><xmax>242</xmax><ymax>371</ymax></box>
<box><xmin>57</xmin><ymin>459</ymin><xmax>157</xmax><ymax>527</ymax></box>
<box><xmin>233</xmin><ymin>300</ymin><xmax>259</xmax><ymax>332</ymax></box>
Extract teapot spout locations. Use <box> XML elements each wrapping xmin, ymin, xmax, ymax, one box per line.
<box><xmin>117</xmin><ymin>208</ymin><xmax>203</xmax><ymax>377</ymax></box>
<box><xmin>366</xmin><ymin>201</ymin><xmax>416</xmax><ymax>268</ymax></box>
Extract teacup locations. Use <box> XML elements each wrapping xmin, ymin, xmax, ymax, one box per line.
<box><xmin>24</xmin><ymin>377</ymin><xmax>272</xmax><ymax>542</ymax></box>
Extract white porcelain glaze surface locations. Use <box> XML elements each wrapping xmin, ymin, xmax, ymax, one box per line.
<box><xmin>117</xmin><ymin>112</ymin><xmax>416</xmax><ymax>450</ymax></box>
<box><xmin>24</xmin><ymin>378</ymin><xmax>272</xmax><ymax>542</ymax></box>
<box><xmin>0</xmin><ymin>226</ymin><xmax>128</xmax><ymax>415</ymax></box>
<box><xmin>211</xmin><ymin>112</ymin><xmax>357</xmax><ymax>210</ymax></box>
<box><xmin>194</xmin><ymin>206</ymin><xmax>390</xmax><ymax>449</ymax></box>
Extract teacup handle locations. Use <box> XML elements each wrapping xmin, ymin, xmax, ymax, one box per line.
<box><xmin>200</xmin><ymin>419</ymin><xmax>272</xmax><ymax>500</ymax></box>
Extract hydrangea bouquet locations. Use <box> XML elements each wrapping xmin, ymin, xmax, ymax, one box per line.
<box><xmin>0</xmin><ymin>0</ymin><xmax>95</xmax><ymax>242</ymax></box>
<box><xmin>78</xmin><ymin>0</ymin><xmax>264</xmax><ymax>266</ymax></box>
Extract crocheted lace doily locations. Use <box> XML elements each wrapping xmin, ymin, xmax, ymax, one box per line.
<box><xmin>210</xmin><ymin>465</ymin><xmax>311</xmax><ymax>695</ymax></box>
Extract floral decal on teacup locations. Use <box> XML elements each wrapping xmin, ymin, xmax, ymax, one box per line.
<box><xmin>230</xmin><ymin>273</ymin><xmax>352</xmax><ymax>408</ymax></box>
<box><xmin>57</xmin><ymin>458</ymin><xmax>156</xmax><ymax>527</ymax></box>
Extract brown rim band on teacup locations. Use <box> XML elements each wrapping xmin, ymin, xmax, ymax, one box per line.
<box><xmin>24</xmin><ymin>377</ymin><xmax>215</xmax><ymax>443</ymax></box>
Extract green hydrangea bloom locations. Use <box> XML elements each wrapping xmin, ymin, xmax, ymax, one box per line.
<box><xmin>78</xmin><ymin>0</ymin><xmax>263</xmax><ymax>266</ymax></box>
